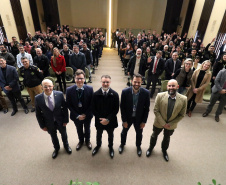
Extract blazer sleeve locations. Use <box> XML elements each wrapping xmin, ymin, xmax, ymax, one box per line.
<box><xmin>60</xmin><ymin>92</ymin><xmax>69</xmax><ymax>123</ymax></box>
<box><xmin>35</xmin><ymin>97</ymin><xmax>46</xmax><ymax>129</ymax></box>
<box><xmin>9</xmin><ymin>67</ymin><xmax>19</xmax><ymax>88</ymax></box>
<box><xmin>214</xmin><ymin>70</ymin><xmax>223</xmax><ymax>92</ymax></box>
<box><xmin>120</xmin><ymin>90</ymin><xmax>127</xmax><ymax>123</ymax></box>
<box><xmin>142</xmin><ymin>90</ymin><xmax>150</xmax><ymax>123</ymax></box>
<box><xmin>168</xmin><ymin>96</ymin><xmax>187</xmax><ymax>126</ymax></box>
<box><xmin>106</xmin><ymin>92</ymin><xmax>119</xmax><ymax>121</ymax></box>
<box><xmin>154</xmin><ymin>94</ymin><xmax>167</xmax><ymax>126</ymax></box>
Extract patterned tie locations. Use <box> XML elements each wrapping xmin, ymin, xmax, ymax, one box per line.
<box><xmin>153</xmin><ymin>58</ymin><xmax>158</xmax><ymax>73</ymax></box>
<box><xmin>48</xmin><ymin>96</ymin><xmax>54</xmax><ymax>111</ymax></box>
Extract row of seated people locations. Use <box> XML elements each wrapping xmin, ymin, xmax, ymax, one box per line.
<box><xmin>117</xmin><ymin>30</ymin><xmax>226</xmax><ymax>121</ymax></box>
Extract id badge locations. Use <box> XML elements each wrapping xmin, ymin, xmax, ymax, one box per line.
<box><xmin>78</xmin><ymin>102</ymin><xmax>82</xmax><ymax>107</ymax></box>
<box><xmin>133</xmin><ymin>105</ymin><xmax>136</xmax><ymax>112</ymax></box>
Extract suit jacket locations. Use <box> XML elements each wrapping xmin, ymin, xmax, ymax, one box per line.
<box><xmin>120</xmin><ymin>87</ymin><xmax>150</xmax><ymax>124</ymax></box>
<box><xmin>69</xmin><ymin>52</ymin><xmax>86</xmax><ymax>72</ymax></box>
<box><xmin>212</xmin><ymin>68</ymin><xmax>226</xmax><ymax>94</ymax></box>
<box><xmin>165</xmin><ymin>58</ymin><xmax>181</xmax><ymax>80</ymax></box>
<box><xmin>92</xmin><ymin>88</ymin><xmax>119</xmax><ymax>129</ymax></box>
<box><xmin>127</xmin><ymin>55</ymin><xmax>146</xmax><ymax>76</ymax></box>
<box><xmin>35</xmin><ymin>91</ymin><xmax>69</xmax><ymax>131</ymax></box>
<box><xmin>154</xmin><ymin>92</ymin><xmax>187</xmax><ymax>130</ymax></box>
<box><xmin>66</xmin><ymin>84</ymin><xmax>93</xmax><ymax>122</ymax></box>
<box><xmin>147</xmin><ymin>56</ymin><xmax>165</xmax><ymax>76</ymax></box>
<box><xmin>0</xmin><ymin>65</ymin><xmax>20</xmax><ymax>94</ymax></box>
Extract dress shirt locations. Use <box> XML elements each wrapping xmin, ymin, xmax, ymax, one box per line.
<box><xmin>134</xmin><ymin>57</ymin><xmax>141</xmax><ymax>75</ymax></box>
<box><xmin>43</xmin><ymin>91</ymin><xmax>55</xmax><ymax>109</ymax></box>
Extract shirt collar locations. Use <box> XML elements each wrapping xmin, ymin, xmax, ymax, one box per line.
<box><xmin>168</xmin><ymin>94</ymin><xmax>176</xmax><ymax>99</ymax></box>
<box><xmin>44</xmin><ymin>91</ymin><xmax>53</xmax><ymax>98</ymax></box>
<box><xmin>132</xmin><ymin>87</ymin><xmax>140</xmax><ymax>95</ymax></box>
<box><xmin>76</xmin><ymin>86</ymin><xmax>84</xmax><ymax>90</ymax></box>
<box><xmin>101</xmin><ymin>88</ymin><xmax>110</xmax><ymax>94</ymax></box>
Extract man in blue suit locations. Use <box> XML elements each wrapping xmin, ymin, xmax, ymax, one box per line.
<box><xmin>66</xmin><ymin>69</ymin><xmax>93</xmax><ymax>151</ymax></box>
<box><xmin>119</xmin><ymin>73</ymin><xmax>150</xmax><ymax>157</ymax></box>
<box><xmin>0</xmin><ymin>56</ymin><xmax>28</xmax><ymax>116</ymax></box>
<box><xmin>35</xmin><ymin>79</ymin><xmax>72</xmax><ymax>159</ymax></box>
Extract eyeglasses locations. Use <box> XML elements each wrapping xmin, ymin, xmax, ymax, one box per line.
<box><xmin>185</xmin><ymin>63</ymin><xmax>192</xmax><ymax>65</ymax></box>
<box><xmin>43</xmin><ymin>86</ymin><xmax>53</xmax><ymax>89</ymax></box>
<box><xmin>75</xmin><ymin>78</ymin><xmax>84</xmax><ymax>81</ymax></box>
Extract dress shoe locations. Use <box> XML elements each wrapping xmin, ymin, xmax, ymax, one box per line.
<box><xmin>52</xmin><ymin>150</ymin><xmax>59</xmax><ymax>159</ymax></box>
<box><xmin>92</xmin><ymin>146</ymin><xmax>100</xmax><ymax>156</ymax></box>
<box><xmin>3</xmin><ymin>108</ymin><xmax>8</xmax><ymax>114</ymax></box>
<box><xmin>11</xmin><ymin>110</ymin><xmax>18</xmax><ymax>116</ymax></box>
<box><xmin>109</xmin><ymin>147</ymin><xmax>114</xmax><ymax>159</ymax></box>
<box><xmin>215</xmin><ymin>115</ymin><xmax>220</xmax><ymax>122</ymax></box>
<box><xmin>188</xmin><ymin>111</ymin><xmax>192</xmax><ymax>117</ymax></box>
<box><xmin>162</xmin><ymin>151</ymin><xmax>169</xmax><ymax>162</ymax></box>
<box><xmin>202</xmin><ymin>112</ymin><xmax>209</xmax><ymax>117</ymax></box>
<box><xmin>86</xmin><ymin>142</ymin><xmax>92</xmax><ymax>150</ymax></box>
<box><xmin>65</xmin><ymin>146</ymin><xmax>72</xmax><ymax>154</ymax></box>
<box><xmin>31</xmin><ymin>108</ymin><xmax>35</xmax><ymax>112</ymax></box>
<box><xmin>76</xmin><ymin>142</ymin><xmax>83</xmax><ymax>151</ymax></box>
<box><xmin>24</xmin><ymin>108</ymin><xmax>29</xmax><ymax>114</ymax></box>
<box><xmin>118</xmin><ymin>144</ymin><xmax>124</xmax><ymax>154</ymax></box>
<box><xmin>146</xmin><ymin>148</ymin><xmax>153</xmax><ymax>157</ymax></box>
<box><xmin>137</xmin><ymin>146</ymin><xmax>142</xmax><ymax>157</ymax></box>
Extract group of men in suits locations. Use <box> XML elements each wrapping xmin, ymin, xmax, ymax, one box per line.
<box><xmin>35</xmin><ymin>69</ymin><xmax>187</xmax><ymax>162</ymax></box>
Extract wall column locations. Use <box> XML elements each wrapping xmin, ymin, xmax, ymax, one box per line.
<box><xmin>0</xmin><ymin>0</ymin><xmax>19</xmax><ymax>40</ymax></box>
<box><xmin>20</xmin><ymin>0</ymin><xmax>35</xmax><ymax>36</ymax></box>
<box><xmin>36</xmin><ymin>0</ymin><xmax>46</xmax><ymax>32</ymax></box>
<box><xmin>202</xmin><ymin>0</ymin><xmax>226</xmax><ymax>45</ymax></box>
<box><xmin>187</xmin><ymin>0</ymin><xmax>205</xmax><ymax>38</ymax></box>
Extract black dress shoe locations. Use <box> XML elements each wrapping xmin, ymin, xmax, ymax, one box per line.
<box><xmin>202</xmin><ymin>112</ymin><xmax>209</xmax><ymax>117</ymax></box>
<box><xmin>86</xmin><ymin>142</ymin><xmax>92</xmax><ymax>150</ymax></box>
<box><xmin>31</xmin><ymin>108</ymin><xmax>35</xmax><ymax>112</ymax></box>
<box><xmin>11</xmin><ymin>110</ymin><xmax>18</xmax><ymax>116</ymax></box>
<box><xmin>65</xmin><ymin>146</ymin><xmax>72</xmax><ymax>154</ymax></box>
<box><xmin>24</xmin><ymin>109</ymin><xmax>29</xmax><ymax>114</ymax></box>
<box><xmin>109</xmin><ymin>147</ymin><xmax>114</xmax><ymax>159</ymax></box>
<box><xmin>76</xmin><ymin>142</ymin><xmax>83</xmax><ymax>151</ymax></box>
<box><xmin>52</xmin><ymin>150</ymin><xmax>59</xmax><ymax>159</ymax></box>
<box><xmin>137</xmin><ymin>146</ymin><xmax>142</xmax><ymax>157</ymax></box>
<box><xmin>146</xmin><ymin>148</ymin><xmax>153</xmax><ymax>157</ymax></box>
<box><xmin>92</xmin><ymin>146</ymin><xmax>100</xmax><ymax>156</ymax></box>
<box><xmin>118</xmin><ymin>145</ymin><xmax>124</xmax><ymax>154</ymax></box>
<box><xmin>3</xmin><ymin>108</ymin><xmax>8</xmax><ymax>114</ymax></box>
<box><xmin>162</xmin><ymin>151</ymin><xmax>169</xmax><ymax>162</ymax></box>
<box><xmin>215</xmin><ymin>115</ymin><xmax>220</xmax><ymax>122</ymax></box>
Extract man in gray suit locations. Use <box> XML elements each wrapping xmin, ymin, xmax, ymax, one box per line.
<box><xmin>203</xmin><ymin>68</ymin><xmax>226</xmax><ymax>122</ymax></box>
<box><xmin>35</xmin><ymin>79</ymin><xmax>72</xmax><ymax>159</ymax></box>
<box><xmin>146</xmin><ymin>79</ymin><xmax>187</xmax><ymax>161</ymax></box>
<box><xmin>0</xmin><ymin>56</ymin><xmax>28</xmax><ymax>116</ymax></box>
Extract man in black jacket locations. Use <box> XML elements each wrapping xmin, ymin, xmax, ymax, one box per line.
<box><xmin>146</xmin><ymin>51</ymin><xmax>165</xmax><ymax>98</ymax></box>
<box><xmin>33</xmin><ymin>48</ymin><xmax>50</xmax><ymax>77</ymax></box>
<box><xmin>165</xmin><ymin>52</ymin><xmax>181</xmax><ymax>80</ymax></box>
<box><xmin>69</xmin><ymin>45</ymin><xmax>86</xmax><ymax>73</ymax></box>
<box><xmin>92</xmin><ymin>75</ymin><xmax>119</xmax><ymax>158</ymax></box>
<box><xmin>0</xmin><ymin>44</ymin><xmax>15</xmax><ymax>66</ymax></box>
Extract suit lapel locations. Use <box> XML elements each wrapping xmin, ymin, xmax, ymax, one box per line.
<box><xmin>53</xmin><ymin>91</ymin><xmax>58</xmax><ymax>109</ymax></box>
<box><xmin>0</xmin><ymin>68</ymin><xmax>6</xmax><ymax>84</ymax></box>
<box><xmin>168</xmin><ymin>92</ymin><xmax>180</xmax><ymax>121</ymax></box>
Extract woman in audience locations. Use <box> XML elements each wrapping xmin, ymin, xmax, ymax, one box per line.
<box><xmin>46</xmin><ymin>42</ymin><xmax>54</xmax><ymax>62</ymax></box>
<box><xmin>174</xmin><ymin>58</ymin><xmax>194</xmax><ymax>95</ymax></box>
<box><xmin>51</xmin><ymin>47</ymin><xmax>66</xmax><ymax>93</ymax></box>
<box><xmin>192</xmin><ymin>56</ymin><xmax>201</xmax><ymax>70</ymax></box>
<box><xmin>186</xmin><ymin>60</ymin><xmax>212</xmax><ymax>117</ymax></box>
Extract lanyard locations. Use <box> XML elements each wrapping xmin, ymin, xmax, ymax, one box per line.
<box><xmin>77</xmin><ymin>90</ymin><xmax>83</xmax><ymax>100</ymax></box>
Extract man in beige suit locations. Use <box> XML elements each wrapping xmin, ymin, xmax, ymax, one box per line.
<box><xmin>146</xmin><ymin>79</ymin><xmax>187</xmax><ymax>161</ymax></box>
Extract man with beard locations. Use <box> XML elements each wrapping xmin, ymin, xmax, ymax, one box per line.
<box><xmin>92</xmin><ymin>75</ymin><xmax>119</xmax><ymax>158</ymax></box>
<box><xmin>146</xmin><ymin>79</ymin><xmax>187</xmax><ymax>161</ymax></box>
<box><xmin>119</xmin><ymin>74</ymin><xmax>150</xmax><ymax>157</ymax></box>
<box><xmin>0</xmin><ymin>44</ymin><xmax>15</xmax><ymax>66</ymax></box>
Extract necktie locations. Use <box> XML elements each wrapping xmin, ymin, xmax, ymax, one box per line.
<box><xmin>104</xmin><ymin>91</ymin><xmax>107</xmax><ymax>97</ymax></box>
<box><xmin>78</xmin><ymin>89</ymin><xmax>82</xmax><ymax>96</ymax></box>
<box><xmin>153</xmin><ymin>58</ymin><xmax>158</xmax><ymax>73</ymax></box>
<box><xmin>48</xmin><ymin>96</ymin><xmax>54</xmax><ymax>111</ymax></box>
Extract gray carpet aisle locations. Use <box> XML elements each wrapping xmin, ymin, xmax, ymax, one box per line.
<box><xmin>0</xmin><ymin>48</ymin><xmax>226</xmax><ymax>185</ymax></box>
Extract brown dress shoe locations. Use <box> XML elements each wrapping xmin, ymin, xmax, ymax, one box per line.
<box><xmin>76</xmin><ymin>142</ymin><xmax>83</xmax><ymax>151</ymax></box>
<box><xmin>188</xmin><ymin>111</ymin><xmax>192</xmax><ymax>117</ymax></box>
<box><xmin>86</xmin><ymin>142</ymin><xmax>92</xmax><ymax>150</ymax></box>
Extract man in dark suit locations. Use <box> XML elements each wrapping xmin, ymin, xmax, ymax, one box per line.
<box><xmin>146</xmin><ymin>51</ymin><xmax>165</xmax><ymax>98</ymax></box>
<box><xmin>119</xmin><ymin>73</ymin><xmax>150</xmax><ymax>157</ymax></box>
<box><xmin>35</xmin><ymin>79</ymin><xmax>72</xmax><ymax>159</ymax></box>
<box><xmin>66</xmin><ymin>69</ymin><xmax>93</xmax><ymax>151</ymax></box>
<box><xmin>0</xmin><ymin>56</ymin><xmax>29</xmax><ymax>116</ymax></box>
<box><xmin>165</xmin><ymin>52</ymin><xmax>181</xmax><ymax>80</ymax></box>
<box><xmin>69</xmin><ymin>45</ymin><xmax>86</xmax><ymax>73</ymax></box>
<box><xmin>92</xmin><ymin>75</ymin><xmax>119</xmax><ymax>158</ymax></box>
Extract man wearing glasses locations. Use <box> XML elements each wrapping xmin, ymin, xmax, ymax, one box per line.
<box><xmin>35</xmin><ymin>79</ymin><xmax>72</xmax><ymax>159</ymax></box>
<box><xmin>91</xmin><ymin>75</ymin><xmax>119</xmax><ymax>158</ymax></box>
<box><xmin>66</xmin><ymin>69</ymin><xmax>93</xmax><ymax>151</ymax></box>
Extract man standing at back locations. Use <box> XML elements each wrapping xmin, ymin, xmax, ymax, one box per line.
<box><xmin>35</xmin><ymin>79</ymin><xmax>72</xmax><ymax>159</ymax></box>
<box><xmin>165</xmin><ymin>52</ymin><xmax>181</xmax><ymax>80</ymax></box>
<box><xmin>66</xmin><ymin>69</ymin><xmax>93</xmax><ymax>151</ymax></box>
<box><xmin>146</xmin><ymin>79</ymin><xmax>187</xmax><ymax>162</ymax></box>
<box><xmin>119</xmin><ymin>74</ymin><xmax>150</xmax><ymax>157</ymax></box>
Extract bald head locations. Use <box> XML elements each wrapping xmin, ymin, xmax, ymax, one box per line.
<box><xmin>167</xmin><ymin>79</ymin><xmax>179</xmax><ymax>96</ymax></box>
<box><xmin>42</xmin><ymin>79</ymin><xmax>53</xmax><ymax>96</ymax></box>
<box><xmin>36</xmin><ymin>48</ymin><xmax>42</xmax><ymax>56</ymax></box>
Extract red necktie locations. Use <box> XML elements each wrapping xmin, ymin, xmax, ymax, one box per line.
<box><xmin>153</xmin><ymin>58</ymin><xmax>158</xmax><ymax>74</ymax></box>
